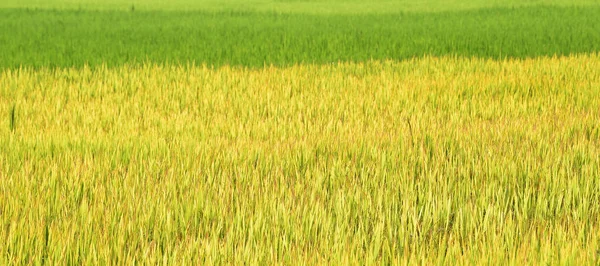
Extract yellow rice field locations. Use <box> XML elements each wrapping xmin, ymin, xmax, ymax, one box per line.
<box><xmin>1</xmin><ymin>55</ymin><xmax>600</xmax><ymax>264</ymax></box>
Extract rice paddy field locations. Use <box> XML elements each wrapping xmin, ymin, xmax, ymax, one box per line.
<box><xmin>1</xmin><ymin>0</ymin><xmax>600</xmax><ymax>265</ymax></box>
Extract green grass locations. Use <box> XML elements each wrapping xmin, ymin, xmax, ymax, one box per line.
<box><xmin>1</xmin><ymin>55</ymin><xmax>600</xmax><ymax>264</ymax></box>
<box><xmin>1</xmin><ymin>6</ymin><xmax>600</xmax><ymax>69</ymax></box>
<box><xmin>2</xmin><ymin>0</ymin><xmax>600</xmax><ymax>13</ymax></box>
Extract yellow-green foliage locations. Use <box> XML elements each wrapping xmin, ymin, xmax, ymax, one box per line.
<box><xmin>1</xmin><ymin>55</ymin><xmax>600</xmax><ymax>264</ymax></box>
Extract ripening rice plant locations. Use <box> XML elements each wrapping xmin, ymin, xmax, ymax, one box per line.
<box><xmin>0</xmin><ymin>54</ymin><xmax>599</xmax><ymax>264</ymax></box>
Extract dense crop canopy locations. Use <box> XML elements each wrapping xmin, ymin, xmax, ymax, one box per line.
<box><xmin>2</xmin><ymin>56</ymin><xmax>600</xmax><ymax>264</ymax></box>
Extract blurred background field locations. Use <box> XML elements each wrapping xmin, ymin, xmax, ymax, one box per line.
<box><xmin>1</xmin><ymin>1</ymin><xmax>599</xmax><ymax>68</ymax></box>
<box><xmin>2</xmin><ymin>0</ymin><xmax>600</xmax><ymax>13</ymax></box>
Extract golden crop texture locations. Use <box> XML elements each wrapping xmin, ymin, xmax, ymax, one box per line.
<box><xmin>1</xmin><ymin>55</ymin><xmax>600</xmax><ymax>264</ymax></box>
